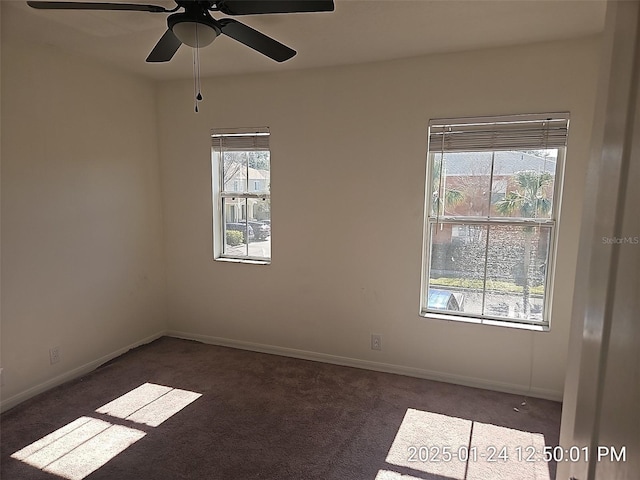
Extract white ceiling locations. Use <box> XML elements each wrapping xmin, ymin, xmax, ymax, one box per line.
<box><xmin>2</xmin><ymin>0</ymin><xmax>607</xmax><ymax>80</ymax></box>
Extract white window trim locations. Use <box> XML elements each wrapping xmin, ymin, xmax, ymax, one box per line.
<box><xmin>419</xmin><ymin>113</ymin><xmax>569</xmax><ymax>329</ymax></box>
<box><xmin>211</xmin><ymin>127</ymin><xmax>271</xmax><ymax>264</ymax></box>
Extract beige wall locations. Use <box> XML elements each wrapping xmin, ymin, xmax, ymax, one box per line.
<box><xmin>0</xmin><ymin>38</ymin><xmax>167</xmax><ymax>409</ymax></box>
<box><xmin>157</xmin><ymin>36</ymin><xmax>601</xmax><ymax>400</ymax></box>
<box><xmin>0</xmin><ymin>27</ymin><xmax>602</xmax><ymax>408</ymax></box>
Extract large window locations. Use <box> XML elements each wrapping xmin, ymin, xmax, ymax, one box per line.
<box><xmin>211</xmin><ymin>128</ymin><xmax>271</xmax><ymax>263</ymax></box>
<box><xmin>421</xmin><ymin>114</ymin><xmax>569</xmax><ymax>328</ymax></box>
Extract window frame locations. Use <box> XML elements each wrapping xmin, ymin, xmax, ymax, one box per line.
<box><xmin>211</xmin><ymin>127</ymin><xmax>271</xmax><ymax>264</ymax></box>
<box><xmin>419</xmin><ymin>114</ymin><xmax>569</xmax><ymax>330</ymax></box>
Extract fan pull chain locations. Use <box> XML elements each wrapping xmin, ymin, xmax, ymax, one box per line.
<box><xmin>197</xmin><ymin>45</ymin><xmax>203</xmax><ymax>102</ymax></box>
<box><xmin>193</xmin><ymin>24</ymin><xmax>203</xmax><ymax>113</ymax></box>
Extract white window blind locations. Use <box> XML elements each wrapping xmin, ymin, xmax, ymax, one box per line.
<box><xmin>211</xmin><ymin>128</ymin><xmax>270</xmax><ymax>151</ymax></box>
<box><xmin>429</xmin><ymin>114</ymin><xmax>569</xmax><ymax>152</ymax></box>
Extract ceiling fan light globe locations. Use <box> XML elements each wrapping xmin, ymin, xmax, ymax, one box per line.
<box><xmin>172</xmin><ymin>22</ymin><xmax>219</xmax><ymax>48</ymax></box>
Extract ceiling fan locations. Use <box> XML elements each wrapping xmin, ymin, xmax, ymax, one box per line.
<box><xmin>26</xmin><ymin>1</ymin><xmax>335</xmax><ymax>63</ymax></box>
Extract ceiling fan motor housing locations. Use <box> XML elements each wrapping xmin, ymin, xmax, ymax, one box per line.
<box><xmin>168</xmin><ymin>11</ymin><xmax>221</xmax><ymax>48</ymax></box>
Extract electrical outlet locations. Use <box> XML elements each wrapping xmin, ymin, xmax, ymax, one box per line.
<box><xmin>371</xmin><ymin>334</ymin><xmax>382</xmax><ymax>351</ymax></box>
<box><xmin>49</xmin><ymin>347</ymin><xmax>60</xmax><ymax>365</ymax></box>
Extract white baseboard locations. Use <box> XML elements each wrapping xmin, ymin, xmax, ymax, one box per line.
<box><xmin>0</xmin><ymin>331</ymin><xmax>165</xmax><ymax>413</ymax></box>
<box><xmin>1</xmin><ymin>329</ymin><xmax>562</xmax><ymax>413</ymax></box>
<box><xmin>166</xmin><ymin>330</ymin><xmax>563</xmax><ymax>402</ymax></box>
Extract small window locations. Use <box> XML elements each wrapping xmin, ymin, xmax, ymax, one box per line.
<box><xmin>211</xmin><ymin>128</ymin><xmax>271</xmax><ymax>263</ymax></box>
<box><xmin>421</xmin><ymin>114</ymin><xmax>569</xmax><ymax>328</ymax></box>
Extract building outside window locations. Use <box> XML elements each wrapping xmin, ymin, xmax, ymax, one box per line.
<box><xmin>421</xmin><ymin>114</ymin><xmax>569</xmax><ymax>328</ymax></box>
<box><xmin>211</xmin><ymin>127</ymin><xmax>271</xmax><ymax>263</ymax></box>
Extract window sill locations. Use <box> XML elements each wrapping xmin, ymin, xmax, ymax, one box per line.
<box><xmin>419</xmin><ymin>310</ymin><xmax>550</xmax><ymax>332</ymax></box>
<box><xmin>215</xmin><ymin>257</ymin><xmax>270</xmax><ymax>265</ymax></box>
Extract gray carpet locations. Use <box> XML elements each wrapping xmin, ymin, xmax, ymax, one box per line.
<box><xmin>1</xmin><ymin>337</ymin><xmax>562</xmax><ymax>480</ymax></box>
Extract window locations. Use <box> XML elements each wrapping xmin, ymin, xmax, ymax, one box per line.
<box><xmin>212</xmin><ymin>128</ymin><xmax>271</xmax><ymax>263</ymax></box>
<box><xmin>420</xmin><ymin>114</ymin><xmax>569</xmax><ymax>328</ymax></box>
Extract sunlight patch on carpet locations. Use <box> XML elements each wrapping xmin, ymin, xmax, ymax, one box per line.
<box><xmin>386</xmin><ymin>409</ymin><xmax>471</xmax><ymax>479</ymax></box>
<box><xmin>12</xmin><ymin>383</ymin><xmax>202</xmax><ymax>479</ymax></box>
<box><xmin>11</xmin><ymin>417</ymin><xmax>145</xmax><ymax>480</ymax></box>
<box><xmin>375</xmin><ymin>469</ymin><xmax>425</xmax><ymax>480</ymax></box>
<box><xmin>96</xmin><ymin>383</ymin><xmax>172</xmax><ymax>418</ymax></box>
<box><xmin>465</xmin><ymin>422</ymin><xmax>548</xmax><ymax>480</ymax></box>
<box><xmin>384</xmin><ymin>408</ymin><xmax>551</xmax><ymax>480</ymax></box>
<box><xmin>96</xmin><ymin>382</ymin><xmax>202</xmax><ymax>427</ymax></box>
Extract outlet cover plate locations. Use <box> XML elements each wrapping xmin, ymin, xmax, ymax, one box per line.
<box><xmin>49</xmin><ymin>347</ymin><xmax>60</xmax><ymax>365</ymax></box>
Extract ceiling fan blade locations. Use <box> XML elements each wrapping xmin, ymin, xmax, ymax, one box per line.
<box><xmin>218</xmin><ymin>18</ymin><xmax>295</xmax><ymax>62</ymax></box>
<box><xmin>146</xmin><ymin>29</ymin><xmax>182</xmax><ymax>62</ymax></box>
<box><xmin>27</xmin><ymin>1</ymin><xmax>169</xmax><ymax>13</ymax></box>
<box><xmin>217</xmin><ymin>0</ymin><xmax>334</xmax><ymax>16</ymax></box>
